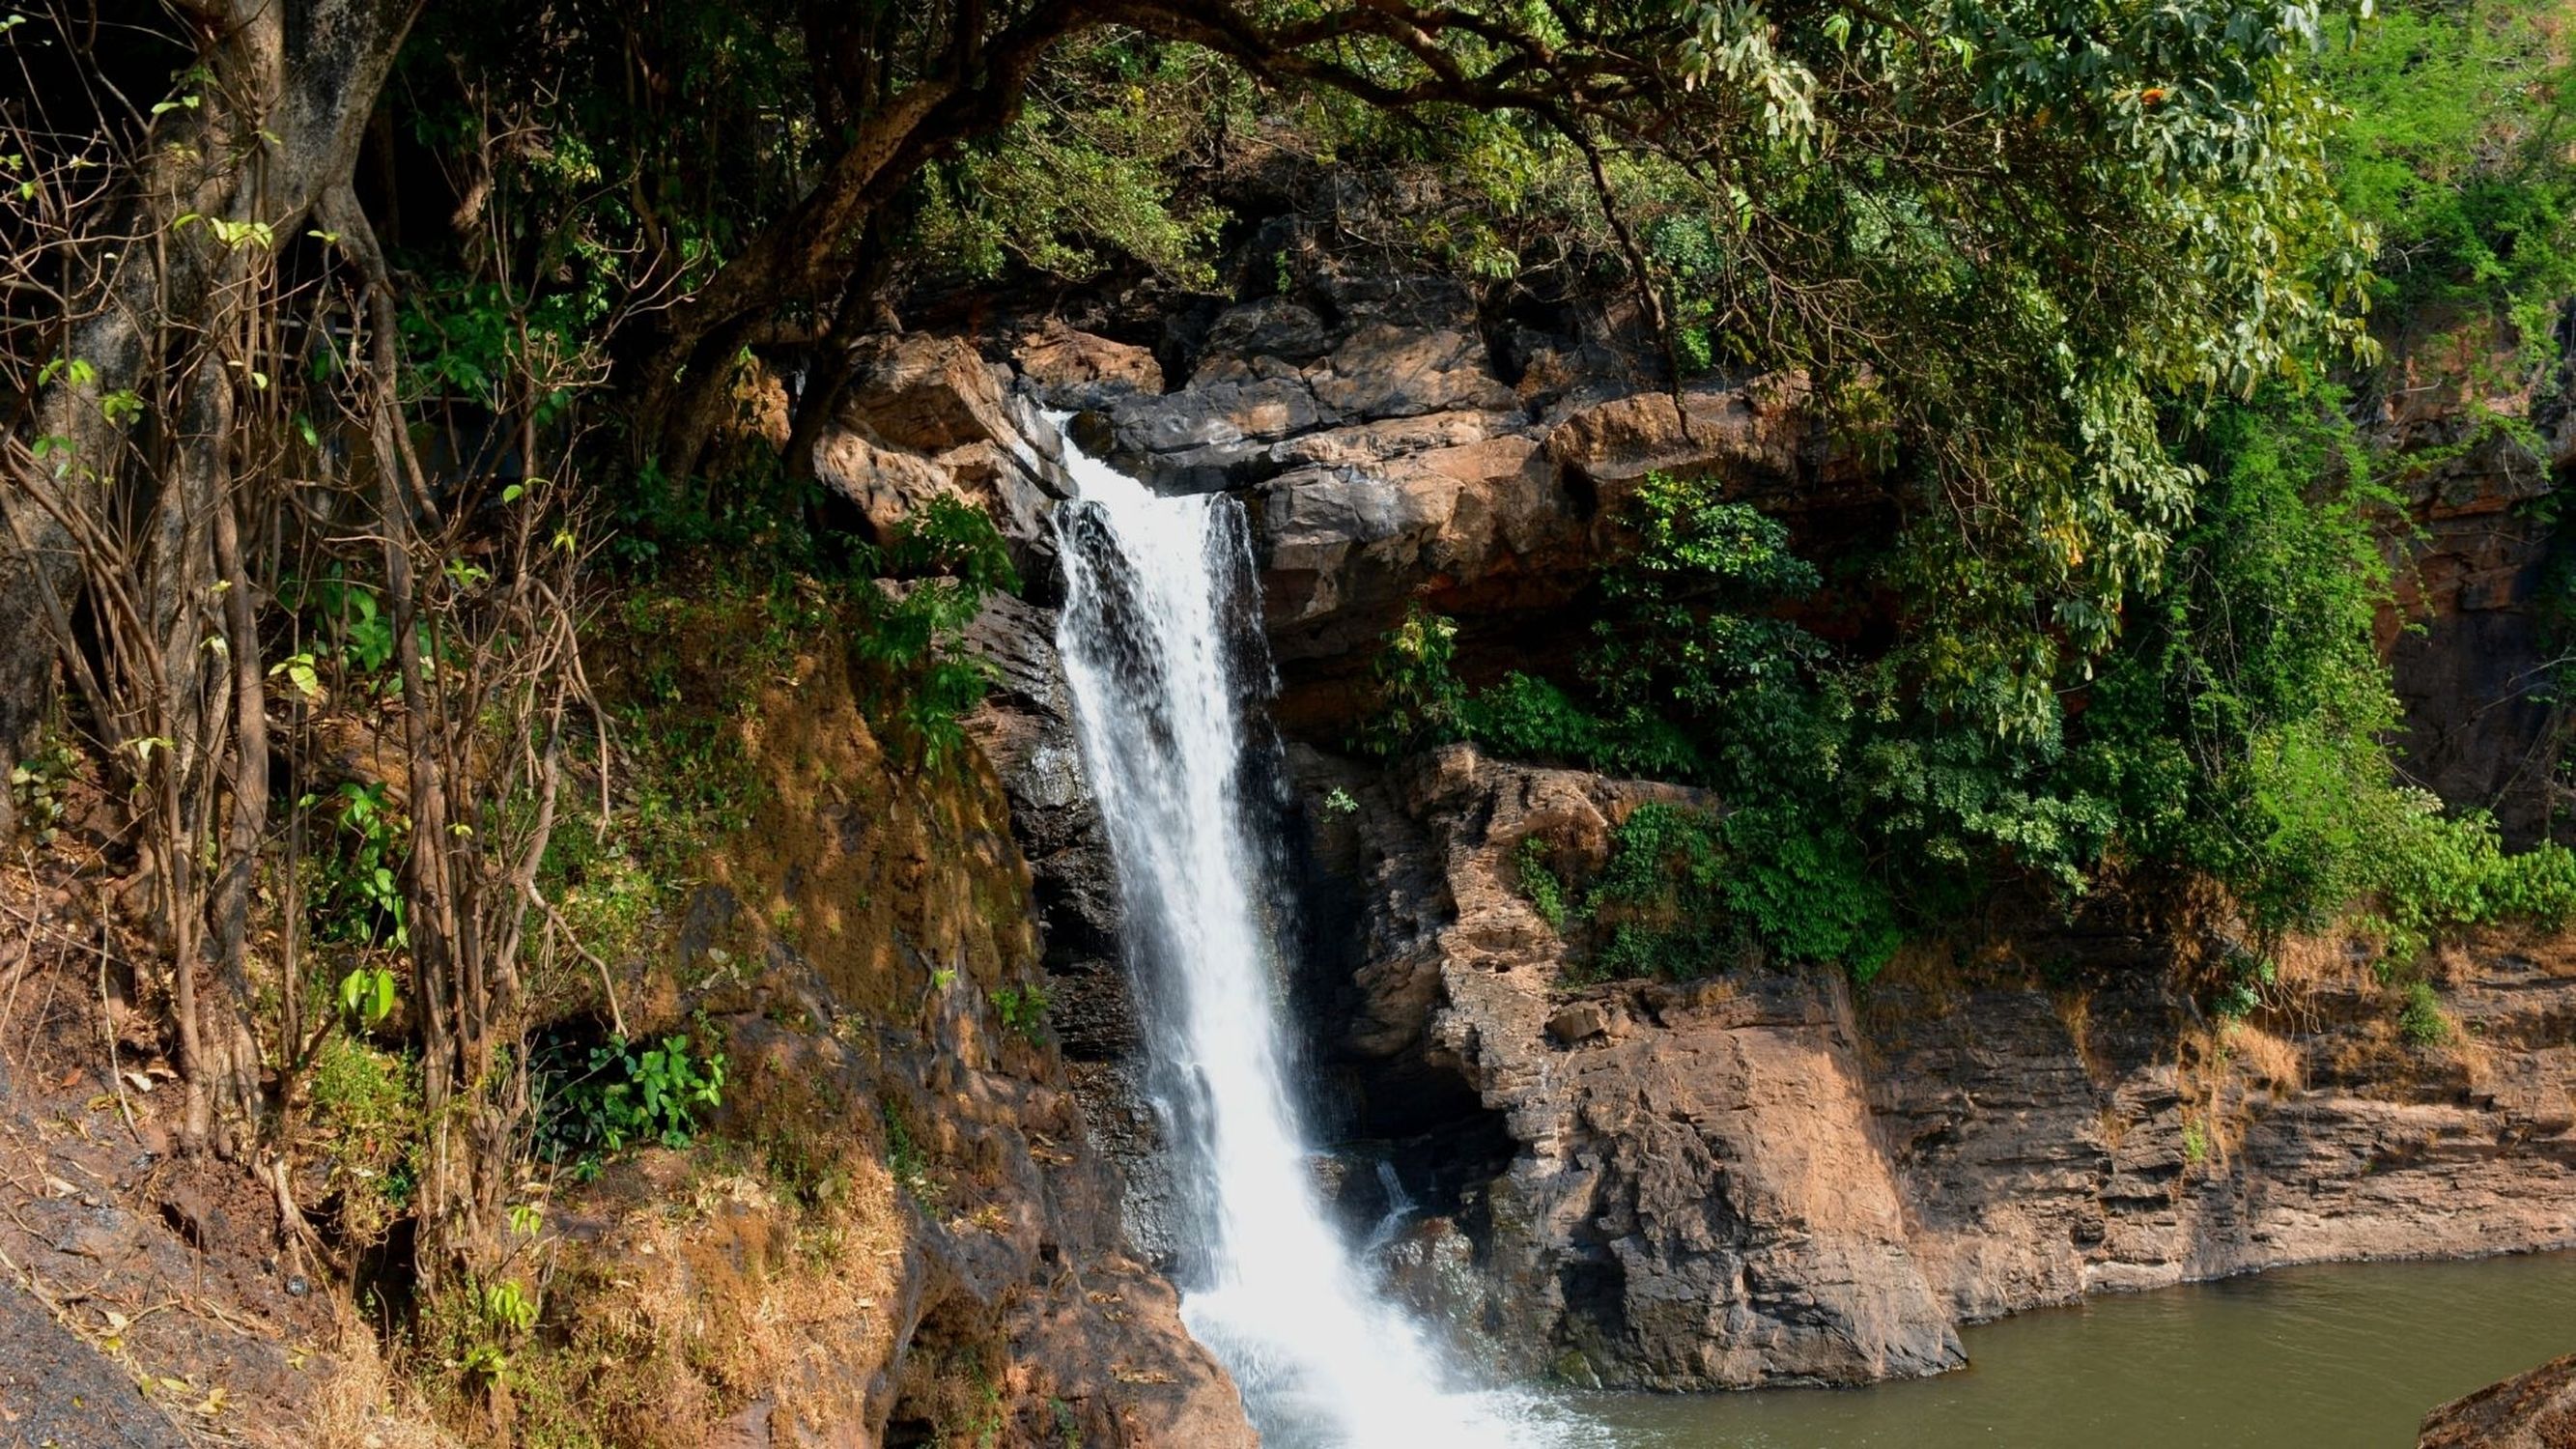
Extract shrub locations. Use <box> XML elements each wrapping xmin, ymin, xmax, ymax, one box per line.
<box><xmin>307</xmin><ymin>1035</ymin><xmax>423</xmax><ymax>1245</ymax></box>
<box><xmin>1515</xmin><ymin>835</ymin><xmax>1569</xmax><ymax>931</ymax></box>
<box><xmin>851</xmin><ymin>497</ymin><xmax>1021</xmax><ymax>772</ymax></box>
<box><xmin>1359</xmin><ymin>605</ymin><xmax>1468</xmax><ymax>757</ymax></box>
<box><xmin>991</xmin><ymin>983</ymin><xmax>1049</xmax><ymax>1044</ymax></box>
<box><xmin>2398</xmin><ymin>980</ymin><xmax>2452</xmax><ymax>1047</ymax></box>
<box><xmin>536</xmin><ymin>1031</ymin><xmax>727</xmax><ymax>1179</ymax></box>
<box><xmin>1712</xmin><ymin>806</ymin><xmax>1901</xmax><ymax>981</ymax></box>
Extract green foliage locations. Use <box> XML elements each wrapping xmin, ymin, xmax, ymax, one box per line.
<box><xmin>852</xmin><ymin>497</ymin><xmax>1020</xmax><ymax>772</ymax></box>
<box><xmin>1530</xmin><ymin>802</ymin><xmax>1897</xmax><ymax>985</ymax></box>
<box><xmin>1515</xmin><ymin>836</ymin><xmax>1568</xmax><ymax>933</ymax></box>
<box><xmin>306</xmin><ymin>1036</ymin><xmax>423</xmax><ymax>1245</ymax></box>
<box><xmin>535</xmin><ymin>1032</ymin><xmax>727</xmax><ymax>1179</ymax></box>
<box><xmin>282</xmin><ymin>568</ymin><xmax>399</xmax><ymax>682</ymax></box>
<box><xmin>2319</xmin><ymin>0</ymin><xmax>2576</xmax><ymax>354</ymax></box>
<box><xmin>1579</xmin><ymin>804</ymin><xmax>1729</xmax><ymax>983</ymax></box>
<box><xmin>2213</xmin><ymin>952</ymin><xmax>2279</xmax><ymax>1020</ymax></box>
<box><xmin>453</xmin><ymin>1278</ymin><xmax>538</xmax><ymax>1381</ymax></box>
<box><xmin>913</xmin><ymin>35</ymin><xmax>1231</xmax><ymax>288</ymax></box>
<box><xmin>308</xmin><ymin>781</ymin><xmax>410</xmax><ymax>947</ymax></box>
<box><xmin>480</xmin><ymin>1278</ymin><xmax>539</xmax><ymax>1336</ymax></box>
<box><xmin>2398</xmin><ymin>980</ymin><xmax>2452</xmax><ymax>1046</ymax></box>
<box><xmin>881</xmin><ymin>1100</ymin><xmax>943</xmax><ymax>1208</ymax></box>
<box><xmin>1462</xmin><ymin>672</ymin><xmax>1705</xmax><ymax>783</ymax></box>
<box><xmin>990</xmin><ymin>983</ymin><xmax>1050</xmax><ymax>1045</ymax></box>
<box><xmin>338</xmin><ymin>964</ymin><xmax>399</xmax><ymax>1029</ymax></box>
<box><xmin>1579</xmin><ymin>803</ymin><xmax>1895</xmax><ymax>981</ymax></box>
<box><xmin>1710</xmin><ymin>807</ymin><xmax>1902</xmax><ymax>982</ymax></box>
<box><xmin>1359</xmin><ymin>605</ymin><xmax>1467</xmax><ymax>757</ymax></box>
<box><xmin>8</xmin><ymin>731</ymin><xmax>77</xmax><ymax>845</ymax></box>
<box><xmin>2370</xmin><ymin>806</ymin><xmax>2576</xmax><ymax>956</ymax></box>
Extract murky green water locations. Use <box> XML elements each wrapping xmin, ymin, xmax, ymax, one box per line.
<box><xmin>1584</xmin><ymin>1251</ymin><xmax>2576</xmax><ymax>1448</ymax></box>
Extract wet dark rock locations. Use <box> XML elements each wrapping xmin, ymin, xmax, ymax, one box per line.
<box><xmin>960</xmin><ymin>594</ymin><xmax>1175</xmax><ymax>1258</ymax></box>
<box><xmin>0</xmin><ymin>1279</ymin><xmax>170</xmax><ymax>1446</ymax></box>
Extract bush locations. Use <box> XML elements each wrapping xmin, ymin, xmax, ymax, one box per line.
<box><xmin>1359</xmin><ymin>605</ymin><xmax>1468</xmax><ymax>757</ymax></box>
<box><xmin>1549</xmin><ymin>803</ymin><xmax>1898</xmax><ymax>985</ymax></box>
<box><xmin>2398</xmin><ymin>980</ymin><xmax>2452</xmax><ymax>1047</ymax></box>
<box><xmin>307</xmin><ymin>1035</ymin><xmax>423</xmax><ymax>1244</ymax></box>
<box><xmin>536</xmin><ymin>1031</ymin><xmax>727</xmax><ymax>1179</ymax></box>
<box><xmin>1515</xmin><ymin>835</ymin><xmax>1569</xmax><ymax>931</ymax></box>
<box><xmin>991</xmin><ymin>983</ymin><xmax>1049</xmax><ymax>1044</ymax></box>
<box><xmin>852</xmin><ymin>497</ymin><xmax>1021</xmax><ymax>771</ymax></box>
<box><xmin>1464</xmin><ymin>672</ymin><xmax>1705</xmax><ymax>781</ymax></box>
<box><xmin>1713</xmin><ymin>806</ymin><xmax>1901</xmax><ymax>981</ymax></box>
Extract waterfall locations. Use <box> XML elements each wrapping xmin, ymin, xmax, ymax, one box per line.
<box><xmin>1049</xmin><ymin>421</ymin><xmax>1570</xmax><ymax>1448</ymax></box>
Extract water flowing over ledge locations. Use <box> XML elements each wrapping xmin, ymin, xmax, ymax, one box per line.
<box><xmin>1047</xmin><ymin>415</ymin><xmax>1580</xmax><ymax>1448</ymax></box>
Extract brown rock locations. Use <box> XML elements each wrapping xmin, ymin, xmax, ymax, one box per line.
<box><xmin>1546</xmin><ymin>1001</ymin><xmax>1608</xmax><ymax>1044</ymax></box>
<box><xmin>2419</xmin><ymin>1351</ymin><xmax>2576</xmax><ymax>1448</ymax></box>
<box><xmin>1308</xmin><ymin>743</ymin><xmax>2576</xmax><ymax>1390</ymax></box>
<box><xmin>811</xmin><ymin>430</ymin><xmax>958</xmax><ymax>540</ymax></box>
<box><xmin>1307</xmin><ymin>325</ymin><xmax>1515</xmax><ymax>422</ymax></box>
<box><xmin>843</xmin><ymin>334</ymin><xmax>1021</xmax><ymax>454</ymax></box>
<box><xmin>1332</xmin><ymin>753</ymin><xmax>1961</xmax><ymax>1389</ymax></box>
<box><xmin>1258</xmin><ymin>432</ymin><xmax>1583</xmax><ymax>661</ymax></box>
<box><xmin>1016</xmin><ymin>321</ymin><xmax>1163</xmax><ymax>404</ymax></box>
<box><xmin>1543</xmin><ymin>372</ymin><xmax>1814</xmax><ymax>493</ymax></box>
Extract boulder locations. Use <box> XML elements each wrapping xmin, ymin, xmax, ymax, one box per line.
<box><xmin>1106</xmin><ymin>376</ymin><xmax>1323</xmax><ymax>458</ymax></box>
<box><xmin>810</xmin><ymin>430</ymin><xmax>959</xmax><ymax>540</ymax></box>
<box><xmin>843</xmin><ymin>334</ymin><xmax>1023</xmax><ymax>454</ymax></box>
<box><xmin>2419</xmin><ymin>1351</ymin><xmax>2576</xmax><ymax>1449</ymax></box>
<box><xmin>1543</xmin><ymin>372</ymin><xmax>1815</xmax><ymax>495</ymax></box>
<box><xmin>1014</xmin><ymin>321</ymin><xmax>1164</xmax><ymax>410</ymax></box>
<box><xmin>1192</xmin><ymin>297</ymin><xmax>1338</xmax><ymax>378</ymax></box>
<box><xmin>1257</xmin><ymin>432</ymin><xmax>1582</xmax><ymax>661</ymax></box>
<box><xmin>815</xmin><ymin>334</ymin><xmax>1079</xmax><ymax>581</ymax></box>
<box><xmin>1306</xmin><ymin>325</ymin><xmax>1516</xmax><ymax>422</ymax></box>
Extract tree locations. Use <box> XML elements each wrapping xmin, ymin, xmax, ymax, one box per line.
<box><xmin>4</xmin><ymin>0</ymin><xmax>2373</xmax><ymax>1282</ymax></box>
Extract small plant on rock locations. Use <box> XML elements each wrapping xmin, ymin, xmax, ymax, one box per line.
<box><xmin>2398</xmin><ymin>980</ymin><xmax>2453</xmax><ymax>1047</ymax></box>
<box><xmin>992</xmin><ymin>982</ymin><xmax>1050</xmax><ymax>1044</ymax></box>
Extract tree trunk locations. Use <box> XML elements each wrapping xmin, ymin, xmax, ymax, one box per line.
<box><xmin>0</xmin><ymin>0</ymin><xmax>422</xmax><ymax>1150</ymax></box>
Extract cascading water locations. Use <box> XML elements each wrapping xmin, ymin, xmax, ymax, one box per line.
<box><xmin>1049</xmin><ymin>420</ymin><xmax>1574</xmax><ymax>1449</ymax></box>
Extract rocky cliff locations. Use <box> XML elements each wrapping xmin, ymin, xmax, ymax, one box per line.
<box><xmin>1288</xmin><ymin>743</ymin><xmax>2576</xmax><ymax>1389</ymax></box>
<box><xmin>916</xmin><ymin>288</ymin><xmax>2576</xmax><ymax>1396</ymax></box>
<box><xmin>733</xmin><ymin>266</ymin><xmax>2576</xmax><ymax>1412</ymax></box>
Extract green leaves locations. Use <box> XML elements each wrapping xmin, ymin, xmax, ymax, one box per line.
<box><xmin>535</xmin><ymin>1030</ymin><xmax>728</xmax><ymax>1179</ymax></box>
<box><xmin>269</xmin><ymin>651</ymin><xmax>323</xmax><ymax>701</ymax></box>
<box><xmin>852</xmin><ymin>497</ymin><xmax>1021</xmax><ymax>773</ymax></box>
<box><xmin>338</xmin><ymin>965</ymin><xmax>398</xmax><ymax>1028</ymax></box>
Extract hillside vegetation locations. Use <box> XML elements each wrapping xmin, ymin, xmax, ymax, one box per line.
<box><xmin>4</xmin><ymin>0</ymin><xmax>2576</xmax><ymax>1441</ymax></box>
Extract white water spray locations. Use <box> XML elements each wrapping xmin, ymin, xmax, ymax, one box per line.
<box><xmin>1049</xmin><ymin>422</ymin><xmax>1570</xmax><ymax>1448</ymax></box>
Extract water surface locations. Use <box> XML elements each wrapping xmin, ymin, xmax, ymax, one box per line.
<box><xmin>1588</xmin><ymin>1250</ymin><xmax>2576</xmax><ymax>1448</ymax></box>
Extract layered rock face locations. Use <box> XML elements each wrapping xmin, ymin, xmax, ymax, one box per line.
<box><xmin>1068</xmin><ymin>277</ymin><xmax>1839</xmax><ymax>681</ymax></box>
<box><xmin>2420</xmin><ymin>1351</ymin><xmax>2576</xmax><ymax>1448</ymax></box>
<box><xmin>1298</xmin><ymin>743</ymin><xmax>2576</xmax><ymax>1390</ymax></box>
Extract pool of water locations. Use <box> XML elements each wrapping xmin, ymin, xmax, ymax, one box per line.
<box><xmin>1581</xmin><ymin>1250</ymin><xmax>2576</xmax><ymax>1448</ymax></box>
